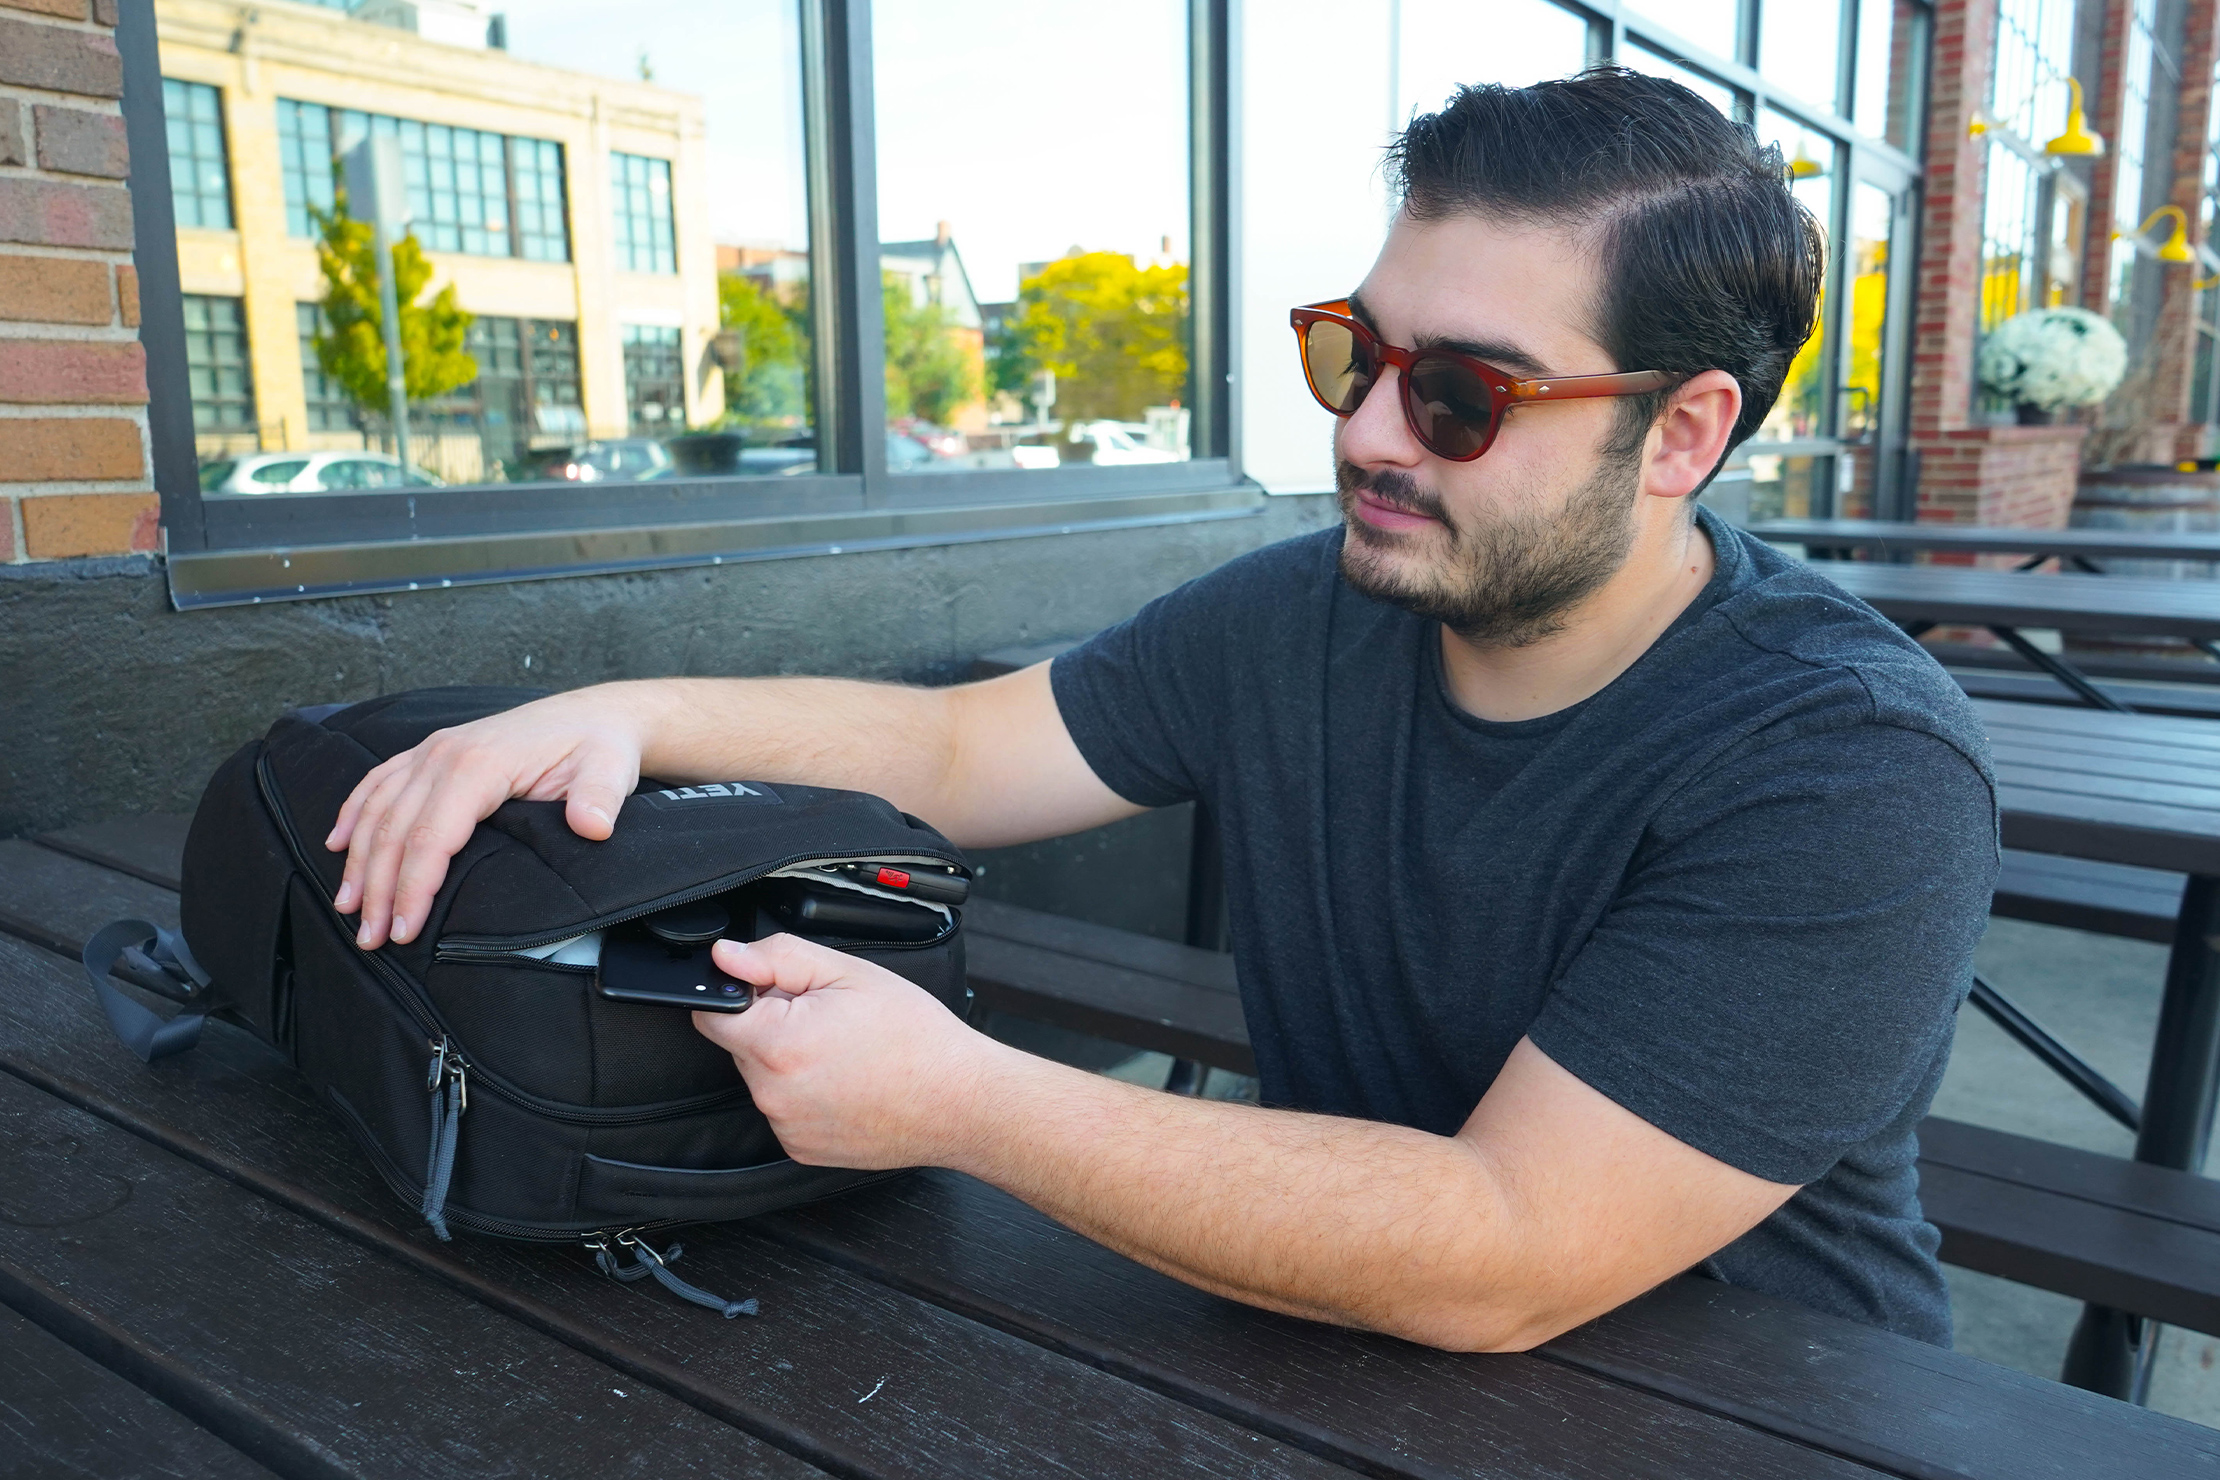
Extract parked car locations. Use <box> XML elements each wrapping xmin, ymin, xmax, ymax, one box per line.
<box><xmin>1070</xmin><ymin>420</ymin><xmax>1181</xmax><ymax>466</ymax></box>
<box><xmin>515</xmin><ymin>438</ymin><xmax>673</xmax><ymax>483</ymax></box>
<box><xmin>198</xmin><ymin>452</ymin><xmax>444</xmax><ymax>494</ymax></box>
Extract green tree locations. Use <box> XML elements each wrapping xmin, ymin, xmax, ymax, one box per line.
<box><xmin>882</xmin><ymin>270</ymin><xmax>980</xmax><ymax>426</ymax></box>
<box><xmin>1002</xmin><ymin>252</ymin><xmax>1188</xmax><ymax>424</ymax></box>
<box><xmin>311</xmin><ymin>200</ymin><xmax>477</xmax><ymax>418</ymax></box>
<box><xmin>716</xmin><ymin>272</ymin><xmax>811</xmax><ymax>433</ymax></box>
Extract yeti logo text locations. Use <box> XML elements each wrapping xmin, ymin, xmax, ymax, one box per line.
<box><xmin>642</xmin><ymin>781</ymin><xmax>782</xmax><ymax>810</ymax></box>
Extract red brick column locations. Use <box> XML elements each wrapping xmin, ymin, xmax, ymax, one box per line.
<box><xmin>0</xmin><ymin>0</ymin><xmax>154</xmax><ymax>564</ymax></box>
<box><xmin>1907</xmin><ymin>0</ymin><xmax>2089</xmax><ymax>531</ymax></box>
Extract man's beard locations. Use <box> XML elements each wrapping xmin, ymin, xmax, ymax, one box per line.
<box><xmin>1335</xmin><ymin>451</ymin><xmax>1642</xmax><ymax>648</ymax></box>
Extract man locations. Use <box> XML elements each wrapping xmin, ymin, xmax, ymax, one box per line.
<box><xmin>326</xmin><ymin>69</ymin><xmax>1995</xmax><ymax>1352</ymax></box>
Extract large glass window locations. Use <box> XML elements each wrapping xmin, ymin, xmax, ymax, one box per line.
<box><xmin>182</xmin><ymin>295</ymin><xmax>255</xmax><ymax>445</ymax></box>
<box><xmin>612</xmin><ymin>153</ymin><xmax>678</xmax><ymax>274</ymax></box>
<box><xmin>1397</xmin><ymin>0</ymin><xmax>1589</xmax><ymax>122</ymax></box>
<box><xmin>1758</xmin><ymin>0</ymin><xmax>1844</xmax><ymax>115</ymax></box>
<box><xmin>1977</xmin><ymin>0</ymin><xmax>2079</xmax><ymax>412</ymax></box>
<box><xmin>1853</xmin><ymin>0</ymin><xmax>1927</xmax><ymax>152</ymax></box>
<box><xmin>2108</xmin><ymin>0</ymin><xmax>2166</xmax><ymax>337</ymax></box>
<box><xmin>873</xmin><ymin>0</ymin><xmax>1193</xmax><ymax>470</ymax></box>
<box><xmin>277</xmin><ymin>103</ymin><xmax>556</xmax><ymax>261</ymax></box>
<box><xmin>2192</xmin><ymin>62</ymin><xmax>2220</xmax><ymax>431</ymax></box>
<box><xmin>162</xmin><ymin>79</ymin><xmax>232</xmax><ymax>230</ymax></box>
<box><xmin>1632</xmin><ymin>0</ymin><xmax>1740</xmax><ymax>58</ymax></box>
<box><xmin>296</xmin><ymin>303</ymin><xmax>361</xmax><ymax>437</ymax></box>
<box><xmin>623</xmin><ymin>325</ymin><xmax>685</xmax><ymax>434</ymax></box>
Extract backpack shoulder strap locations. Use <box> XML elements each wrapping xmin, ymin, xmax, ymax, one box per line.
<box><xmin>83</xmin><ymin>918</ymin><xmax>213</xmax><ymax>1063</ymax></box>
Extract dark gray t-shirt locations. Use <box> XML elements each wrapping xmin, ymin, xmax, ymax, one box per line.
<box><xmin>1049</xmin><ymin>508</ymin><xmax>1998</xmax><ymax>1344</ymax></box>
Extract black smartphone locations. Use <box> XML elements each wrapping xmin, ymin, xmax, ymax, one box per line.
<box><xmin>595</xmin><ymin>901</ymin><xmax>753</xmax><ymax>1012</ymax></box>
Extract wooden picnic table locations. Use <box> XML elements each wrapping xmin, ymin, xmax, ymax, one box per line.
<box><xmin>1804</xmin><ymin>561</ymin><xmax>2220</xmax><ymax>712</ymax></box>
<box><xmin>5</xmin><ymin>816</ymin><xmax>2215</xmax><ymax>1477</ymax></box>
<box><xmin>1751</xmin><ymin>518</ymin><xmax>2220</xmax><ymax>566</ymax></box>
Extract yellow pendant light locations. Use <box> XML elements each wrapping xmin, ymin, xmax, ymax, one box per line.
<box><xmin>2045</xmin><ymin>78</ymin><xmax>2107</xmax><ymax>156</ymax></box>
<box><xmin>2127</xmin><ymin>205</ymin><xmax>2198</xmax><ymax>263</ymax></box>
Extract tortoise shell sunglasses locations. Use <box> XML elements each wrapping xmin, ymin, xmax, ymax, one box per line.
<box><xmin>1289</xmin><ymin>299</ymin><xmax>1673</xmax><ymax>462</ymax></box>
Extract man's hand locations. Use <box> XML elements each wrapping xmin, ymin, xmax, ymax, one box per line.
<box><xmin>693</xmin><ymin>935</ymin><xmax>1005</xmax><ymax>1170</ymax></box>
<box><xmin>327</xmin><ymin>690</ymin><xmax>648</xmax><ymax>949</ymax></box>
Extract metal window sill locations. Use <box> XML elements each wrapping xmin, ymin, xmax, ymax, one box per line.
<box><xmin>165</xmin><ymin>480</ymin><xmax>1266</xmax><ymax>610</ymax></box>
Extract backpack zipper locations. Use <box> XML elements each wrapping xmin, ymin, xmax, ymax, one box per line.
<box><xmin>433</xmin><ymin>852</ymin><xmax>966</xmax><ymax>959</ymax></box>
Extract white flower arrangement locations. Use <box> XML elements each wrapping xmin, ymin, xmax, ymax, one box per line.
<box><xmin>1976</xmin><ymin>307</ymin><xmax>2128</xmax><ymax>411</ymax></box>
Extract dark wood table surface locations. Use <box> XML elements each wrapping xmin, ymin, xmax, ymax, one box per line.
<box><xmin>5</xmin><ymin>818</ymin><xmax>2217</xmax><ymax>1479</ymax></box>
<box><xmin>1751</xmin><ymin>518</ymin><xmax>2220</xmax><ymax>564</ymax></box>
<box><xmin>1814</xmin><ymin>561</ymin><xmax>2220</xmax><ymax>641</ymax></box>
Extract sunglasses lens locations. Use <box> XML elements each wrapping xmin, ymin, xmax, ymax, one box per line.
<box><xmin>1403</xmin><ymin>353</ymin><xmax>1498</xmax><ymax>459</ymax></box>
<box><xmin>1300</xmin><ymin>318</ymin><xmax>1376</xmax><ymax>415</ymax></box>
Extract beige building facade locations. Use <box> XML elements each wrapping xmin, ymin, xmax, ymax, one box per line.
<box><xmin>155</xmin><ymin>0</ymin><xmax>720</xmax><ymax>473</ymax></box>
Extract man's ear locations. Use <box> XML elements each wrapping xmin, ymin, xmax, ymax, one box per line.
<box><xmin>1642</xmin><ymin>370</ymin><xmax>1742</xmax><ymax>501</ymax></box>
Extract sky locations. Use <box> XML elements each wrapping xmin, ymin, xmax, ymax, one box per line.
<box><xmin>497</xmin><ymin>0</ymin><xmax>1192</xmax><ymax>305</ymax></box>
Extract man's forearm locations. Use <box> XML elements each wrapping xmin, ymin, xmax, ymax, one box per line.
<box><xmin>580</xmin><ymin>666</ymin><xmax>1136</xmax><ymax>850</ymax></box>
<box><xmin>945</xmin><ymin>1045</ymin><xmax>1550</xmax><ymax>1351</ymax></box>
<box><xmin>614</xmin><ymin>675</ymin><xmax>963</xmax><ymax>820</ymax></box>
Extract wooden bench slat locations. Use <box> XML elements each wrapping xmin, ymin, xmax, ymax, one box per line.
<box><xmin>0</xmin><ymin>931</ymin><xmax>1361</xmax><ymax>1480</ymax></box>
<box><xmin>0</xmin><ymin>1071</ymin><xmax>820</xmax><ymax>1480</ymax></box>
<box><xmin>965</xmin><ymin>932</ymin><xmax>1254</xmax><ymax>1074</ymax></box>
<box><xmin>965</xmin><ymin>897</ymin><xmax>1238</xmax><ymax>993</ymax></box>
<box><xmin>0</xmin><ymin>838</ymin><xmax>178</xmax><ymax>959</ymax></box>
<box><xmin>1996</xmin><ymin>790</ymin><xmax>2220</xmax><ymax>877</ymax></box>
<box><xmin>0</xmin><ymin>1302</ymin><xmax>282</xmax><ymax>1480</ymax></box>
<box><xmin>1922</xmin><ymin>1160</ymin><xmax>2220</xmax><ymax>1335</ymax></box>
<box><xmin>1989</xmin><ymin>738</ymin><xmax>2220</xmax><ymax>789</ymax></box>
<box><xmin>1920</xmin><ymin>1117</ymin><xmax>2220</xmax><ymax>1234</ymax></box>
<box><xmin>36</xmin><ymin>813</ymin><xmax>189</xmax><ymax>892</ymax></box>
<box><xmin>1991</xmin><ymin>850</ymin><xmax>2181</xmax><ymax>942</ymax></box>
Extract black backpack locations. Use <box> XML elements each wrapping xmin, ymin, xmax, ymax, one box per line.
<box><xmin>84</xmin><ymin>687</ymin><xmax>972</xmax><ymax>1316</ymax></box>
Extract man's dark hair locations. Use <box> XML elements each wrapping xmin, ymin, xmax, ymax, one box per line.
<box><xmin>1387</xmin><ymin>66</ymin><xmax>1823</xmax><ymax>466</ymax></box>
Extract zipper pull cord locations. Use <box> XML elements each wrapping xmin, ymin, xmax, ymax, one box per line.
<box><xmin>613</xmin><ymin>1234</ymin><xmax>758</xmax><ymax>1319</ymax></box>
<box><xmin>421</xmin><ymin>1042</ymin><xmax>464</xmax><ymax>1241</ymax></box>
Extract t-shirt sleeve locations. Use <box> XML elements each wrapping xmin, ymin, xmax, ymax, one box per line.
<box><xmin>1050</xmin><ymin>538</ymin><xmax>1316</xmax><ymax>808</ymax></box>
<box><xmin>1525</xmin><ymin>720</ymin><xmax>1998</xmax><ymax>1186</ymax></box>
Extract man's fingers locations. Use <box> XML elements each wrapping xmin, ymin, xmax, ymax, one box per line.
<box><xmin>385</xmin><ymin>801</ymin><xmax>486</xmax><ymax>946</ymax></box>
<box><xmin>563</xmin><ymin>751</ymin><xmax>636</xmax><ymax>841</ymax></box>
<box><xmin>711</xmin><ymin>935</ymin><xmax>852</xmax><ymax>995</ymax></box>
<box><xmin>334</xmin><ymin>765</ymin><xmax>411</xmax><ymax>914</ymax></box>
<box><xmin>351</xmin><ymin>773</ymin><xmax>438</xmax><ymax>948</ymax></box>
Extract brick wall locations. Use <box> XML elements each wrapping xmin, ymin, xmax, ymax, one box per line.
<box><xmin>0</xmin><ymin>0</ymin><xmax>154</xmax><ymax>565</ymax></box>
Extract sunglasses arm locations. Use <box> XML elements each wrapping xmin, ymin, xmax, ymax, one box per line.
<box><xmin>1506</xmin><ymin>370</ymin><xmax>1676</xmax><ymax>402</ymax></box>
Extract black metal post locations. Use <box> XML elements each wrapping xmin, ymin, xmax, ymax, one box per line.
<box><xmin>1164</xmin><ymin>801</ymin><xmax>1230</xmax><ymax>1096</ymax></box>
<box><xmin>2062</xmin><ymin>874</ymin><xmax>2220</xmax><ymax>1400</ymax></box>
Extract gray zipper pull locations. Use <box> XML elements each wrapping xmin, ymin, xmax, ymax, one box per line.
<box><xmin>421</xmin><ymin>1037</ymin><xmax>465</xmax><ymax>1241</ymax></box>
<box><xmin>606</xmin><ymin>1232</ymin><xmax>758</xmax><ymax>1319</ymax></box>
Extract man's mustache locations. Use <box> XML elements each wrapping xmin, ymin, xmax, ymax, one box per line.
<box><xmin>1336</xmin><ymin>461</ymin><xmax>1451</xmax><ymax>524</ymax></box>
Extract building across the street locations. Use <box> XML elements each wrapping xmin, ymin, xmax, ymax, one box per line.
<box><xmin>155</xmin><ymin>0</ymin><xmax>720</xmax><ymax>481</ymax></box>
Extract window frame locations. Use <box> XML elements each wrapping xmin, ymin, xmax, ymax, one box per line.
<box><xmin>121</xmin><ymin>0</ymin><xmax>1251</xmax><ymax>608</ymax></box>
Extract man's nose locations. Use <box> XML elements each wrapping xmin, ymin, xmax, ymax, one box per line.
<box><xmin>1336</xmin><ymin>364</ymin><xmax>1426</xmax><ymax>469</ymax></box>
